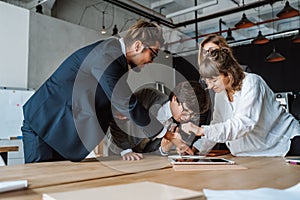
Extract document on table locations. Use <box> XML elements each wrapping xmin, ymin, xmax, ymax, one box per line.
<box><xmin>0</xmin><ymin>180</ymin><xmax>28</xmax><ymax>193</ymax></box>
<box><xmin>43</xmin><ymin>181</ymin><xmax>203</xmax><ymax>200</ymax></box>
<box><xmin>204</xmin><ymin>182</ymin><xmax>300</xmax><ymax>200</ymax></box>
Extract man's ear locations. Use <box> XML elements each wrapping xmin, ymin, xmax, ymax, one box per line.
<box><xmin>134</xmin><ymin>40</ymin><xmax>143</xmax><ymax>53</ymax></box>
<box><xmin>171</xmin><ymin>95</ymin><xmax>177</xmax><ymax>103</ymax></box>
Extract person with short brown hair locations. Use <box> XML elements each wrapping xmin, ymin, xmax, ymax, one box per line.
<box><xmin>109</xmin><ymin>81</ymin><xmax>210</xmax><ymax>160</ymax></box>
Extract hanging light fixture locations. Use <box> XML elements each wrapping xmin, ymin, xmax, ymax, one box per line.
<box><xmin>292</xmin><ymin>0</ymin><xmax>300</xmax><ymax>43</ymax></box>
<box><xmin>101</xmin><ymin>11</ymin><xmax>107</xmax><ymax>35</ymax></box>
<box><xmin>226</xmin><ymin>28</ymin><xmax>235</xmax><ymax>42</ymax></box>
<box><xmin>266</xmin><ymin>4</ymin><xmax>286</xmax><ymax>62</ymax></box>
<box><xmin>266</xmin><ymin>48</ymin><xmax>286</xmax><ymax>62</ymax></box>
<box><xmin>218</xmin><ymin>18</ymin><xmax>235</xmax><ymax>42</ymax></box>
<box><xmin>252</xmin><ymin>31</ymin><xmax>270</xmax><ymax>44</ymax></box>
<box><xmin>36</xmin><ymin>4</ymin><xmax>43</xmax><ymax>14</ymax></box>
<box><xmin>292</xmin><ymin>29</ymin><xmax>300</xmax><ymax>43</ymax></box>
<box><xmin>163</xmin><ymin>43</ymin><xmax>171</xmax><ymax>59</ymax></box>
<box><xmin>252</xmin><ymin>7</ymin><xmax>269</xmax><ymax>45</ymax></box>
<box><xmin>112</xmin><ymin>24</ymin><xmax>118</xmax><ymax>36</ymax></box>
<box><xmin>235</xmin><ymin>0</ymin><xmax>255</xmax><ymax>29</ymax></box>
<box><xmin>276</xmin><ymin>1</ymin><xmax>299</xmax><ymax>19</ymax></box>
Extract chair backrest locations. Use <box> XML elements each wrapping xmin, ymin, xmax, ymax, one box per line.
<box><xmin>275</xmin><ymin>92</ymin><xmax>293</xmax><ymax>113</ymax></box>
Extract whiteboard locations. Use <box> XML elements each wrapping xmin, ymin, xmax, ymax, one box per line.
<box><xmin>0</xmin><ymin>88</ymin><xmax>34</xmax><ymax>139</ymax></box>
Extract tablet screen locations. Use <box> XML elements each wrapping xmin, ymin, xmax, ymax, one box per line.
<box><xmin>175</xmin><ymin>158</ymin><xmax>228</xmax><ymax>163</ymax></box>
<box><xmin>168</xmin><ymin>156</ymin><xmax>235</xmax><ymax>165</ymax></box>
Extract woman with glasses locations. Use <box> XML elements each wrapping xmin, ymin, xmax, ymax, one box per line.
<box><xmin>182</xmin><ymin>34</ymin><xmax>300</xmax><ymax>157</ymax></box>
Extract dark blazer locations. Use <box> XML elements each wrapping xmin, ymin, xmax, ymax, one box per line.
<box><xmin>109</xmin><ymin>88</ymin><xmax>169</xmax><ymax>154</ymax></box>
<box><xmin>22</xmin><ymin>38</ymin><xmax>163</xmax><ymax>161</ymax></box>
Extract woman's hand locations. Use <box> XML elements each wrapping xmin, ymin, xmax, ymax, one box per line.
<box><xmin>181</xmin><ymin>122</ymin><xmax>205</xmax><ymax>136</ymax></box>
<box><xmin>164</xmin><ymin>127</ymin><xmax>194</xmax><ymax>155</ymax></box>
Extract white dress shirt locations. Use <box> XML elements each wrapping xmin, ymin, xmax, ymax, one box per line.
<box><xmin>195</xmin><ymin>72</ymin><xmax>300</xmax><ymax>157</ymax></box>
<box><xmin>120</xmin><ymin>101</ymin><xmax>173</xmax><ymax>156</ymax></box>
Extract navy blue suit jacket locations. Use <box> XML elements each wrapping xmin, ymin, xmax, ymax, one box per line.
<box><xmin>23</xmin><ymin>38</ymin><xmax>163</xmax><ymax>161</ymax></box>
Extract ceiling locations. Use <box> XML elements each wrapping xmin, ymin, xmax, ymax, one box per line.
<box><xmin>104</xmin><ymin>0</ymin><xmax>300</xmax><ymax>49</ymax></box>
<box><xmin>3</xmin><ymin>0</ymin><xmax>300</xmax><ymax>54</ymax></box>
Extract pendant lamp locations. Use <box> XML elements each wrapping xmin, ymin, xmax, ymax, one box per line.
<box><xmin>226</xmin><ymin>28</ymin><xmax>235</xmax><ymax>42</ymax></box>
<box><xmin>235</xmin><ymin>0</ymin><xmax>255</xmax><ymax>29</ymax></box>
<box><xmin>101</xmin><ymin>11</ymin><xmax>107</xmax><ymax>35</ymax></box>
<box><xmin>277</xmin><ymin>1</ymin><xmax>299</xmax><ymax>19</ymax></box>
<box><xmin>235</xmin><ymin>13</ymin><xmax>255</xmax><ymax>28</ymax></box>
<box><xmin>266</xmin><ymin>47</ymin><xmax>286</xmax><ymax>62</ymax></box>
<box><xmin>266</xmin><ymin>4</ymin><xmax>286</xmax><ymax>62</ymax></box>
<box><xmin>252</xmin><ymin>7</ymin><xmax>269</xmax><ymax>45</ymax></box>
<box><xmin>112</xmin><ymin>25</ymin><xmax>118</xmax><ymax>36</ymax></box>
<box><xmin>252</xmin><ymin>31</ymin><xmax>270</xmax><ymax>44</ymax></box>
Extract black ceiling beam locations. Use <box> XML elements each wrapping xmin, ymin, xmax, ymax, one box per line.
<box><xmin>174</xmin><ymin>0</ymin><xmax>282</xmax><ymax>28</ymax></box>
<box><xmin>104</xmin><ymin>0</ymin><xmax>282</xmax><ymax>29</ymax></box>
<box><xmin>103</xmin><ymin>0</ymin><xmax>176</xmax><ymax>28</ymax></box>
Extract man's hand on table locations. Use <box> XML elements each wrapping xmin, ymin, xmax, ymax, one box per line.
<box><xmin>122</xmin><ymin>152</ymin><xmax>143</xmax><ymax>161</ymax></box>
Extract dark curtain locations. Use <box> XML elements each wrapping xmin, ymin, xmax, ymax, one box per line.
<box><xmin>233</xmin><ymin>36</ymin><xmax>300</xmax><ymax>93</ymax></box>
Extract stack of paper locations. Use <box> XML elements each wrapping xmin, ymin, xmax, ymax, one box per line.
<box><xmin>204</xmin><ymin>182</ymin><xmax>300</xmax><ymax>200</ymax></box>
<box><xmin>43</xmin><ymin>181</ymin><xmax>203</xmax><ymax>200</ymax></box>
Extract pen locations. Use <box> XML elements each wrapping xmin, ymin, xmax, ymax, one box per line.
<box><xmin>287</xmin><ymin>161</ymin><xmax>300</xmax><ymax>165</ymax></box>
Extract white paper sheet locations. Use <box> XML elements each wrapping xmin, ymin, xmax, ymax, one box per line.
<box><xmin>204</xmin><ymin>182</ymin><xmax>300</xmax><ymax>200</ymax></box>
<box><xmin>0</xmin><ymin>180</ymin><xmax>28</xmax><ymax>193</ymax></box>
<box><xmin>43</xmin><ymin>181</ymin><xmax>202</xmax><ymax>200</ymax></box>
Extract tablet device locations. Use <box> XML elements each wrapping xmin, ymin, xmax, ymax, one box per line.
<box><xmin>285</xmin><ymin>157</ymin><xmax>300</xmax><ymax>165</ymax></box>
<box><xmin>168</xmin><ymin>155</ymin><xmax>235</xmax><ymax>165</ymax></box>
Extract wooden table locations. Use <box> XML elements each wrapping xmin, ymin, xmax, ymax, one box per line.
<box><xmin>0</xmin><ymin>155</ymin><xmax>300</xmax><ymax>200</ymax></box>
<box><xmin>0</xmin><ymin>146</ymin><xmax>19</xmax><ymax>153</ymax></box>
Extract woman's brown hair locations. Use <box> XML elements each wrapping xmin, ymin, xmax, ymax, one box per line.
<box><xmin>199</xmin><ymin>48</ymin><xmax>245</xmax><ymax>92</ymax></box>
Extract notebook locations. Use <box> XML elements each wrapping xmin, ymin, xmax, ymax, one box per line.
<box><xmin>43</xmin><ymin>181</ymin><xmax>203</xmax><ymax>200</ymax></box>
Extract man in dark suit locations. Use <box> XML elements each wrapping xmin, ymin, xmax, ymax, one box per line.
<box><xmin>109</xmin><ymin>81</ymin><xmax>210</xmax><ymax>160</ymax></box>
<box><xmin>21</xmin><ymin>20</ymin><xmax>193</xmax><ymax>163</ymax></box>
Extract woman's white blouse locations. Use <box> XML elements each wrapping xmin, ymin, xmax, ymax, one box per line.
<box><xmin>200</xmin><ymin>72</ymin><xmax>300</xmax><ymax>157</ymax></box>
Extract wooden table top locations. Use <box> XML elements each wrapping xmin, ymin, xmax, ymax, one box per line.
<box><xmin>0</xmin><ymin>146</ymin><xmax>18</xmax><ymax>153</ymax></box>
<box><xmin>0</xmin><ymin>155</ymin><xmax>300</xmax><ymax>200</ymax></box>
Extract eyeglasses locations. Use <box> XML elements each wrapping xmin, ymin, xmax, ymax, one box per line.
<box><xmin>179</xmin><ymin>102</ymin><xmax>200</xmax><ymax>121</ymax></box>
<box><xmin>201</xmin><ymin>47</ymin><xmax>218</xmax><ymax>56</ymax></box>
<box><xmin>144</xmin><ymin>45</ymin><xmax>158</xmax><ymax>59</ymax></box>
<box><xmin>201</xmin><ymin>47</ymin><xmax>230</xmax><ymax>58</ymax></box>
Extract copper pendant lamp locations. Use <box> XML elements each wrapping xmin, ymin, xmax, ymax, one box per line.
<box><xmin>252</xmin><ymin>31</ymin><xmax>270</xmax><ymax>44</ymax></box>
<box><xmin>277</xmin><ymin>1</ymin><xmax>299</xmax><ymax>19</ymax></box>
<box><xmin>235</xmin><ymin>0</ymin><xmax>255</xmax><ymax>29</ymax></box>
<box><xmin>266</xmin><ymin>4</ymin><xmax>286</xmax><ymax>63</ymax></box>
<box><xmin>235</xmin><ymin>13</ymin><xmax>255</xmax><ymax>29</ymax></box>
<box><xmin>265</xmin><ymin>47</ymin><xmax>286</xmax><ymax>62</ymax></box>
<box><xmin>252</xmin><ymin>7</ymin><xmax>269</xmax><ymax>45</ymax></box>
